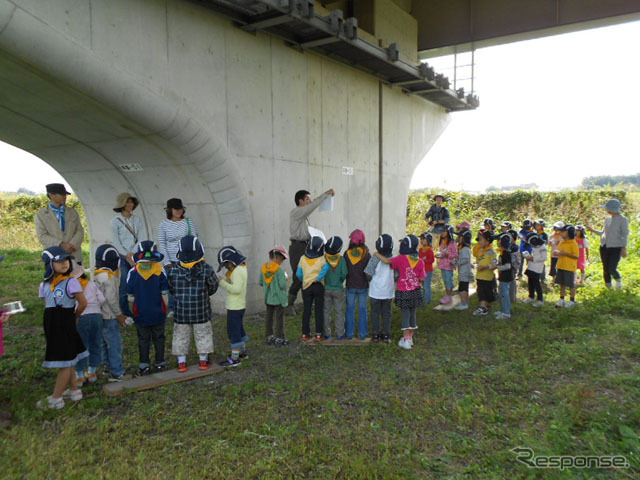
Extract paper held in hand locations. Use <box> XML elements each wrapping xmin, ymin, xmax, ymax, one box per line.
<box><xmin>319</xmin><ymin>195</ymin><xmax>334</xmax><ymax>212</ymax></box>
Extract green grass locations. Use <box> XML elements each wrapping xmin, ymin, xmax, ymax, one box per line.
<box><xmin>1</xmin><ymin>248</ymin><xmax>639</xmax><ymax>479</ymax></box>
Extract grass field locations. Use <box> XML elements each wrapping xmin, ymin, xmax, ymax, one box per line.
<box><xmin>1</xmin><ymin>244</ymin><xmax>639</xmax><ymax>479</ymax></box>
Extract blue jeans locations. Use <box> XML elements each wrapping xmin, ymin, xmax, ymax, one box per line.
<box><xmin>119</xmin><ymin>257</ymin><xmax>133</xmax><ymax>316</ymax></box>
<box><xmin>345</xmin><ymin>288</ymin><xmax>368</xmax><ymax>339</ymax></box>
<box><xmin>227</xmin><ymin>309</ymin><xmax>249</xmax><ymax>350</ymax></box>
<box><xmin>75</xmin><ymin>313</ymin><xmax>103</xmax><ymax>375</ymax></box>
<box><xmin>499</xmin><ymin>281</ymin><xmax>512</xmax><ymax>314</ymax></box>
<box><xmin>101</xmin><ymin>318</ymin><xmax>125</xmax><ymax>377</ymax></box>
<box><xmin>441</xmin><ymin>269</ymin><xmax>454</xmax><ymax>291</ymax></box>
<box><xmin>423</xmin><ymin>271</ymin><xmax>433</xmax><ymax>303</ymax></box>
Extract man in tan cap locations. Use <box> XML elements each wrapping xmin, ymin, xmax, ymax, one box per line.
<box><xmin>35</xmin><ymin>183</ymin><xmax>85</xmax><ymax>264</ymax></box>
<box><xmin>110</xmin><ymin>192</ymin><xmax>144</xmax><ymax>316</ymax></box>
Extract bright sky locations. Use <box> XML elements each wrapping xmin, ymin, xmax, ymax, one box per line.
<box><xmin>411</xmin><ymin>18</ymin><xmax>640</xmax><ymax>192</ymax></box>
<box><xmin>1</xmin><ymin>18</ymin><xmax>639</xmax><ymax>194</ymax></box>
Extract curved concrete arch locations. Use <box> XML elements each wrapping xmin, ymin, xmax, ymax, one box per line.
<box><xmin>0</xmin><ymin>0</ymin><xmax>252</xmax><ymax>262</ymax></box>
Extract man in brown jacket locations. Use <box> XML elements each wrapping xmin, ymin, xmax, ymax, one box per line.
<box><xmin>34</xmin><ymin>183</ymin><xmax>85</xmax><ymax>264</ymax></box>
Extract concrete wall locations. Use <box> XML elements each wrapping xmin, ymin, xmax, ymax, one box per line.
<box><xmin>0</xmin><ymin>0</ymin><xmax>450</xmax><ymax>312</ymax></box>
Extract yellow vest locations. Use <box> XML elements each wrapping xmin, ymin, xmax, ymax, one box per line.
<box><xmin>299</xmin><ymin>256</ymin><xmax>327</xmax><ymax>290</ymax></box>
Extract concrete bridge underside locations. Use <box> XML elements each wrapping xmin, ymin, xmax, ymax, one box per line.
<box><xmin>0</xmin><ymin>0</ymin><xmax>449</xmax><ymax>311</ymax></box>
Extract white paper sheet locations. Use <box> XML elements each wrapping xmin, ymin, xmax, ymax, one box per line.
<box><xmin>319</xmin><ymin>195</ymin><xmax>334</xmax><ymax>212</ymax></box>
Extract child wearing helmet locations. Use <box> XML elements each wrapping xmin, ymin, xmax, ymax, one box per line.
<box><xmin>260</xmin><ymin>245</ymin><xmax>291</xmax><ymax>346</ymax></box>
<box><xmin>494</xmin><ymin>233</ymin><xmax>514</xmax><ymax>319</ymax></box>
<box><xmin>217</xmin><ymin>246</ymin><xmax>249</xmax><ymax>365</ymax></box>
<box><xmin>126</xmin><ymin>241</ymin><xmax>170</xmax><ymax>375</ymax></box>
<box><xmin>93</xmin><ymin>244</ymin><xmax>129</xmax><ymax>381</ymax></box>
<box><xmin>473</xmin><ymin>231</ymin><xmax>498</xmax><ymax>316</ymax></box>
<box><xmin>323</xmin><ymin>237</ymin><xmax>348</xmax><ymax>340</ymax></box>
<box><xmin>297</xmin><ymin>237</ymin><xmax>329</xmax><ymax>341</ymax></box>
<box><xmin>523</xmin><ymin>233</ymin><xmax>547</xmax><ymax>307</ymax></box>
<box><xmin>548</xmin><ymin>221</ymin><xmax>565</xmax><ymax>280</ymax></box>
<box><xmin>507</xmin><ymin>230</ymin><xmax>521</xmax><ymax>304</ymax></box>
<box><xmin>518</xmin><ymin>219</ymin><xmax>534</xmax><ymax>279</ymax></box>
<box><xmin>364</xmin><ymin>234</ymin><xmax>395</xmax><ymax>343</ymax></box>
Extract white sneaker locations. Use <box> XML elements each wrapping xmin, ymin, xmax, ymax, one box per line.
<box><xmin>37</xmin><ymin>396</ymin><xmax>65</xmax><ymax>410</ymax></box>
<box><xmin>454</xmin><ymin>303</ymin><xmax>469</xmax><ymax>310</ymax></box>
<box><xmin>397</xmin><ymin>338</ymin><xmax>412</xmax><ymax>350</ymax></box>
<box><xmin>533</xmin><ymin>300</ymin><xmax>544</xmax><ymax>307</ymax></box>
<box><xmin>495</xmin><ymin>312</ymin><xmax>511</xmax><ymax>319</ymax></box>
<box><xmin>62</xmin><ymin>389</ymin><xmax>83</xmax><ymax>402</ymax></box>
<box><xmin>555</xmin><ymin>299</ymin><xmax>565</xmax><ymax>308</ymax></box>
<box><xmin>615</xmin><ymin>280</ymin><xmax>623</xmax><ymax>290</ymax></box>
<box><xmin>523</xmin><ymin>298</ymin><xmax>534</xmax><ymax>304</ymax></box>
<box><xmin>493</xmin><ymin>310</ymin><xmax>503</xmax><ymax>317</ymax></box>
<box><xmin>407</xmin><ymin>337</ymin><xmax>414</xmax><ymax>346</ymax></box>
<box><xmin>472</xmin><ymin>307</ymin><xmax>488</xmax><ymax>316</ymax></box>
<box><xmin>564</xmin><ymin>300</ymin><xmax>576</xmax><ymax>308</ymax></box>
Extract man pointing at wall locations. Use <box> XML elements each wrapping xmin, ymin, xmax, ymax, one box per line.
<box><xmin>288</xmin><ymin>188</ymin><xmax>335</xmax><ymax>313</ymax></box>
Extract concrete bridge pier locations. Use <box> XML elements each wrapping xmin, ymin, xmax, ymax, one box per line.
<box><xmin>0</xmin><ymin>0</ymin><xmax>450</xmax><ymax>312</ymax></box>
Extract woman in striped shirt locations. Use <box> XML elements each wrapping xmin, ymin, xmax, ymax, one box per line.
<box><xmin>157</xmin><ymin>198</ymin><xmax>198</xmax><ymax>315</ymax></box>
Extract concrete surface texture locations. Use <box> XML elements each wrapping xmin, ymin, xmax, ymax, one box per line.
<box><xmin>0</xmin><ymin>0</ymin><xmax>450</xmax><ymax>312</ymax></box>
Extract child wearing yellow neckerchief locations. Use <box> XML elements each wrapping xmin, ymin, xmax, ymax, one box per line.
<box><xmin>323</xmin><ymin>236</ymin><xmax>348</xmax><ymax>339</ymax></box>
<box><xmin>259</xmin><ymin>245</ymin><xmax>290</xmax><ymax>346</ymax></box>
<box><xmin>296</xmin><ymin>237</ymin><xmax>329</xmax><ymax>341</ymax></box>
<box><xmin>167</xmin><ymin>236</ymin><xmax>219</xmax><ymax>373</ymax></box>
<box><xmin>344</xmin><ymin>230</ymin><xmax>371</xmax><ymax>340</ymax></box>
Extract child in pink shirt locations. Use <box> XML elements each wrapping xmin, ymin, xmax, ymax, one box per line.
<box><xmin>437</xmin><ymin>226</ymin><xmax>458</xmax><ymax>304</ymax></box>
<box><xmin>375</xmin><ymin>235</ymin><xmax>426</xmax><ymax>350</ymax></box>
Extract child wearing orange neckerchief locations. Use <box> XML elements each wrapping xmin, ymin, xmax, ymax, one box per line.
<box><xmin>259</xmin><ymin>245</ymin><xmax>290</xmax><ymax>346</ymax></box>
<box><xmin>344</xmin><ymin>230</ymin><xmax>371</xmax><ymax>340</ymax></box>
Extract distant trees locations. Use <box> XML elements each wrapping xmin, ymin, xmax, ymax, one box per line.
<box><xmin>581</xmin><ymin>174</ymin><xmax>640</xmax><ymax>190</ymax></box>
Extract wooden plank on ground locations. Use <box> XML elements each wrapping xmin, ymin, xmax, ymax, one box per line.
<box><xmin>322</xmin><ymin>338</ymin><xmax>372</xmax><ymax>346</ymax></box>
<box><xmin>103</xmin><ymin>363</ymin><xmax>224</xmax><ymax>397</ymax></box>
<box><xmin>433</xmin><ymin>288</ymin><xmax>476</xmax><ymax>312</ymax></box>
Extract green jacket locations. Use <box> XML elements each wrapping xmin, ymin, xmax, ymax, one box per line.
<box><xmin>324</xmin><ymin>255</ymin><xmax>348</xmax><ymax>290</ymax></box>
<box><xmin>259</xmin><ymin>265</ymin><xmax>288</xmax><ymax>307</ymax></box>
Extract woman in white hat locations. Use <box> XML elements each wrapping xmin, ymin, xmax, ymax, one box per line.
<box><xmin>587</xmin><ymin>199</ymin><xmax>629</xmax><ymax>289</ymax></box>
<box><xmin>110</xmin><ymin>192</ymin><xmax>144</xmax><ymax>315</ymax></box>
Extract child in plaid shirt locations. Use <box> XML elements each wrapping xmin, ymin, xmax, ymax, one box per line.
<box><xmin>166</xmin><ymin>236</ymin><xmax>218</xmax><ymax>372</ymax></box>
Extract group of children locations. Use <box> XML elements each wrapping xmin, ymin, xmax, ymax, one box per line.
<box><xmin>37</xmin><ymin>236</ymin><xmax>249</xmax><ymax>409</ymax></box>
<box><xmin>36</xmin><ymin>212</ymin><xmax>589</xmax><ymax>409</ymax></box>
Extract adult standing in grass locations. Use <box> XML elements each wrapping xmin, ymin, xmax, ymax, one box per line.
<box><xmin>35</xmin><ymin>183</ymin><xmax>85</xmax><ymax>264</ymax></box>
<box><xmin>587</xmin><ymin>199</ymin><xmax>629</xmax><ymax>289</ymax></box>
<box><xmin>424</xmin><ymin>194</ymin><xmax>450</xmax><ymax>250</ymax></box>
<box><xmin>288</xmin><ymin>188</ymin><xmax>335</xmax><ymax>313</ymax></box>
<box><xmin>111</xmin><ymin>192</ymin><xmax>143</xmax><ymax>317</ymax></box>
<box><xmin>157</xmin><ymin>198</ymin><xmax>198</xmax><ymax>317</ymax></box>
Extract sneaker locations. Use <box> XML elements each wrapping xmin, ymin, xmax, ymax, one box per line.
<box><xmin>62</xmin><ymin>388</ymin><xmax>83</xmax><ymax>402</ymax></box>
<box><xmin>108</xmin><ymin>374</ymin><xmax>132</xmax><ymax>382</ymax></box>
<box><xmin>382</xmin><ymin>334</ymin><xmax>391</xmax><ymax>344</ymax></box>
<box><xmin>266</xmin><ymin>335</ymin><xmax>276</xmax><ymax>345</ymax></box>
<box><xmin>615</xmin><ymin>280</ymin><xmax>623</xmax><ymax>290</ymax></box>
<box><xmin>75</xmin><ymin>376</ymin><xmax>86</xmax><ymax>389</ymax></box>
<box><xmin>219</xmin><ymin>357</ymin><xmax>241</xmax><ymax>368</ymax></box>
<box><xmin>85</xmin><ymin>372</ymin><xmax>98</xmax><ymax>383</ymax></box>
<box><xmin>372</xmin><ymin>334</ymin><xmax>381</xmax><ymax>343</ymax></box>
<box><xmin>439</xmin><ymin>295</ymin><xmax>452</xmax><ymax>305</ymax></box>
<box><xmin>358</xmin><ymin>335</ymin><xmax>367</xmax><ymax>340</ymax></box>
<box><xmin>239</xmin><ymin>351</ymin><xmax>248</xmax><ymax>360</ymax></box>
<box><xmin>137</xmin><ymin>366</ymin><xmax>151</xmax><ymax>377</ymax></box>
<box><xmin>274</xmin><ymin>338</ymin><xmax>291</xmax><ymax>346</ymax></box>
<box><xmin>302</xmin><ymin>335</ymin><xmax>313</xmax><ymax>342</ymax></box>
<box><xmin>472</xmin><ymin>307</ymin><xmax>488</xmax><ymax>316</ymax></box>
<box><xmin>454</xmin><ymin>303</ymin><xmax>469</xmax><ymax>310</ymax></box>
<box><xmin>495</xmin><ymin>312</ymin><xmax>511</xmax><ymax>319</ymax></box>
<box><xmin>325</xmin><ymin>335</ymin><xmax>332</xmax><ymax>340</ymax></box>
<box><xmin>397</xmin><ymin>338</ymin><xmax>412</xmax><ymax>350</ymax></box>
<box><xmin>178</xmin><ymin>362</ymin><xmax>188</xmax><ymax>373</ymax></box>
<box><xmin>493</xmin><ymin>310</ymin><xmax>503</xmax><ymax>317</ymax></box>
<box><xmin>555</xmin><ymin>299</ymin><xmax>565</xmax><ymax>308</ymax></box>
<box><xmin>523</xmin><ymin>298</ymin><xmax>534</xmax><ymax>304</ymax></box>
<box><xmin>37</xmin><ymin>396</ymin><xmax>64</xmax><ymax>410</ymax></box>
<box><xmin>564</xmin><ymin>300</ymin><xmax>576</xmax><ymax>308</ymax></box>
<box><xmin>337</xmin><ymin>335</ymin><xmax>344</xmax><ymax>340</ymax></box>
<box><xmin>315</xmin><ymin>334</ymin><xmax>324</xmax><ymax>342</ymax></box>
<box><xmin>155</xmin><ymin>364</ymin><xmax>166</xmax><ymax>373</ymax></box>
<box><xmin>199</xmin><ymin>360</ymin><xmax>211</xmax><ymax>371</ymax></box>
<box><xmin>533</xmin><ymin>300</ymin><xmax>544</xmax><ymax>307</ymax></box>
